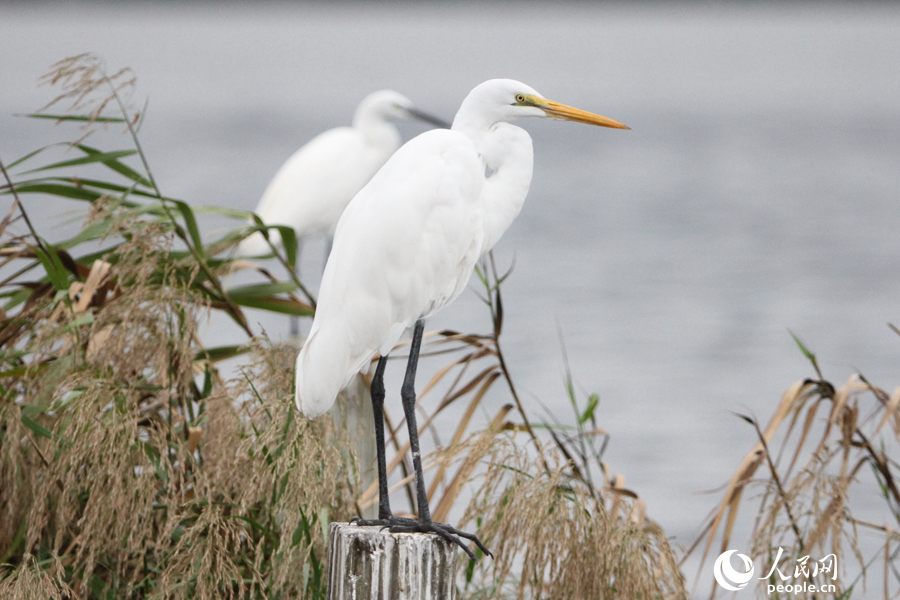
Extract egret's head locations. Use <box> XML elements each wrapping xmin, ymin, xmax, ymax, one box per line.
<box><xmin>453</xmin><ymin>78</ymin><xmax>629</xmax><ymax>132</ymax></box>
<box><xmin>355</xmin><ymin>90</ymin><xmax>449</xmax><ymax>128</ymax></box>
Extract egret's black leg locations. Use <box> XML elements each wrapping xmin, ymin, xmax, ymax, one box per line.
<box><xmin>352</xmin><ymin>356</ymin><xmax>396</xmax><ymax>525</ymax></box>
<box><xmin>387</xmin><ymin>319</ymin><xmax>491</xmax><ymax>562</ymax></box>
<box><xmin>350</xmin><ymin>356</ymin><xmax>420</xmax><ymax>527</ymax></box>
<box><xmin>352</xmin><ymin>321</ymin><xmax>491</xmax><ymax>561</ymax></box>
<box><xmin>371</xmin><ymin>355</ymin><xmax>392</xmax><ymax>520</ymax></box>
<box><xmin>401</xmin><ymin>320</ymin><xmax>432</xmax><ymax>522</ymax></box>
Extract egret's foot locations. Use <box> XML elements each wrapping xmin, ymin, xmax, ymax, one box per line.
<box><xmin>388</xmin><ymin>519</ymin><xmax>491</xmax><ymax>562</ymax></box>
<box><xmin>350</xmin><ymin>515</ymin><xmax>490</xmax><ymax>562</ymax></box>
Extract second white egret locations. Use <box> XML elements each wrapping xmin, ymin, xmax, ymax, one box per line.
<box><xmin>238</xmin><ymin>89</ymin><xmax>448</xmax><ymax>257</ymax></box>
<box><xmin>294</xmin><ymin>79</ymin><xmax>629</xmax><ymax>558</ymax></box>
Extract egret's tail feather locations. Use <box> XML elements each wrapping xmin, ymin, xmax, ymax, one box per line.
<box><xmin>294</xmin><ymin>329</ymin><xmax>360</xmax><ymax>419</ymax></box>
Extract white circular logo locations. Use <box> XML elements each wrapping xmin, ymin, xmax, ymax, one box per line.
<box><xmin>714</xmin><ymin>549</ymin><xmax>755</xmax><ymax>591</ymax></box>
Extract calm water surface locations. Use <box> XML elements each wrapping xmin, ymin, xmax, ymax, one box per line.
<box><xmin>2</xmin><ymin>2</ymin><xmax>899</xmax><ymax>591</ymax></box>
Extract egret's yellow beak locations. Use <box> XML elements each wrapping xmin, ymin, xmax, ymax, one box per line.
<box><xmin>536</xmin><ymin>98</ymin><xmax>630</xmax><ymax>130</ymax></box>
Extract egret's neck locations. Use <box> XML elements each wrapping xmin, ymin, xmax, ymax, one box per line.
<box><xmin>353</xmin><ymin>111</ymin><xmax>402</xmax><ymax>153</ymax></box>
<box><xmin>451</xmin><ymin>107</ymin><xmax>497</xmax><ymax>147</ymax></box>
<box><xmin>478</xmin><ymin>122</ymin><xmax>534</xmax><ymax>253</ymax></box>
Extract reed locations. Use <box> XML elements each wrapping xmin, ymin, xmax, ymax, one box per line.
<box><xmin>689</xmin><ymin>333</ymin><xmax>900</xmax><ymax>599</ymax></box>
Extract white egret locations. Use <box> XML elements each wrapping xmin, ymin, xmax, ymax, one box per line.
<box><xmin>294</xmin><ymin>79</ymin><xmax>629</xmax><ymax>559</ymax></box>
<box><xmin>237</xmin><ymin>90</ymin><xmax>448</xmax><ymax>257</ymax></box>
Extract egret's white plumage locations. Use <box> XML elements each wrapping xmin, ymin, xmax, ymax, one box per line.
<box><xmin>295</xmin><ymin>79</ymin><xmax>628</xmax><ymax>418</ymax></box>
<box><xmin>238</xmin><ymin>90</ymin><xmax>446</xmax><ymax>256</ymax></box>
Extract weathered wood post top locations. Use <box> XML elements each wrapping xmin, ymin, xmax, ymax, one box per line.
<box><xmin>326</xmin><ymin>522</ymin><xmax>459</xmax><ymax>600</ymax></box>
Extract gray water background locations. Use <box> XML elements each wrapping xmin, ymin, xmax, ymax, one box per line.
<box><xmin>2</xmin><ymin>1</ymin><xmax>899</xmax><ymax>592</ymax></box>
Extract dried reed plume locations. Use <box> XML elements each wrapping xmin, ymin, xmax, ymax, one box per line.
<box><xmin>690</xmin><ymin>335</ymin><xmax>900</xmax><ymax>599</ymax></box>
<box><xmin>0</xmin><ymin>203</ymin><xmax>357</xmax><ymax>598</ymax></box>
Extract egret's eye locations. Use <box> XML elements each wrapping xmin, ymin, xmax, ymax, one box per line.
<box><xmin>515</xmin><ymin>94</ymin><xmax>526</xmax><ymax>103</ymax></box>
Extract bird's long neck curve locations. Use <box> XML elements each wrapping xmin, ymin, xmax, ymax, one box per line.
<box><xmin>451</xmin><ymin>96</ymin><xmax>504</xmax><ymax>147</ymax></box>
<box><xmin>476</xmin><ymin>122</ymin><xmax>534</xmax><ymax>253</ymax></box>
<box><xmin>353</xmin><ymin>109</ymin><xmax>402</xmax><ymax>154</ymax></box>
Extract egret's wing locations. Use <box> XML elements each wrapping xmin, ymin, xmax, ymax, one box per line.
<box><xmin>237</xmin><ymin>127</ymin><xmax>382</xmax><ymax>256</ymax></box>
<box><xmin>326</xmin><ymin>128</ymin><xmax>485</xmax><ymax>328</ymax></box>
<box><xmin>295</xmin><ymin>129</ymin><xmax>484</xmax><ymax>416</ymax></box>
<box><xmin>258</xmin><ymin>127</ymin><xmax>376</xmax><ymax>233</ymax></box>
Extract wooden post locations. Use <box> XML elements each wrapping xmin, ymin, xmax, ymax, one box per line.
<box><xmin>326</xmin><ymin>522</ymin><xmax>458</xmax><ymax>600</ymax></box>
